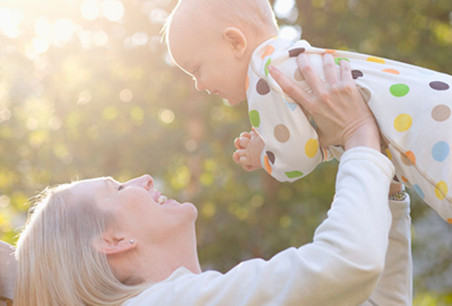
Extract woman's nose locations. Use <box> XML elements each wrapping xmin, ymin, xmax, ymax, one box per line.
<box><xmin>126</xmin><ymin>174</ymin><xmax>154</xmax><ymax>190</ymax></box>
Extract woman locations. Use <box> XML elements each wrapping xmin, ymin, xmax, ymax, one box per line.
<box><xmin>15</xmin><ymin>55</ymin><xmax>411</xmax><ymax>305</ymax></box>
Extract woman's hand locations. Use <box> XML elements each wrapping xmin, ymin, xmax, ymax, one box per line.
<box><xmin>269</xmin><ymin>53</ymin><xmax>380</xmax><ymax>151</ymax></box>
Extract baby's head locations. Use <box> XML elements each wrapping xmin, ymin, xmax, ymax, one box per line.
<box><xmin>164</xmin><ymin>0</ymin><xmax>278</xmax><ymax>106</ymax></box>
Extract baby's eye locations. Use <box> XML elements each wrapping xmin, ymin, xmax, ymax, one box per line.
<box><xmin>118</xmin><ymin>184</ymin><xmax>124</xmax><ymax>191</ymax></box>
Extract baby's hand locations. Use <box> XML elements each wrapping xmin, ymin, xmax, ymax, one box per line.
<box><xmin>232</xmin><ymin>130</ymin><xmax>264</xmax><ymax>172</ymax></box>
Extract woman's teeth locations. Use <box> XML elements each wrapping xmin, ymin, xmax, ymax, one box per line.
<box><xmin>157</xmin><ymin>195</ymin><xmax>167</xmax><ymax>205</ymax></box>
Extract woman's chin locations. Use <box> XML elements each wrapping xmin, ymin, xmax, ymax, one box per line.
<box><xmin>181</xmin><ymin>202</ymin><xmax>198</xmax><ymax>220</ymax></box>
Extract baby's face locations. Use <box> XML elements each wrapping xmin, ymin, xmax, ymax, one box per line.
<box><xmin>168</xmin><ymin>27</ymin><xmax>249</xmax><ymax>106</ymax></box>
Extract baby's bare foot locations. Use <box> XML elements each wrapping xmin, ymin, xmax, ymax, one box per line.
<box><xmin>233</xmin><ymin>130</ymin><xmax>264</xmax><ymax>172</ymax></box>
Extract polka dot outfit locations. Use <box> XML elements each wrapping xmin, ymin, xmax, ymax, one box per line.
<box><xmin>247</xmin><ymin>37</ymin><xmax>452</xmax><ymax>223</ymax></box>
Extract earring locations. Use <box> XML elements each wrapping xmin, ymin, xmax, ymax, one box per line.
<box><xmin>129</xmin><ymin>239</ymin><xmax>135</xmax><ymax>244</ymax></box>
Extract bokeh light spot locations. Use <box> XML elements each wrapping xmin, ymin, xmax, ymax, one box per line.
<box><xmin>102</xmin><ymin>0</ymin><xmax>124</xmax><ymax>22</ymax></box>
<box><xmin>158</xmin><ymin>108</ymin><xmax>175</xmax><ymax>124</ymax></box>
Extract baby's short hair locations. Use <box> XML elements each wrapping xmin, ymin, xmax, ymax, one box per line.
<box><xmin>163</xmin><ymin>0</ymin><xmax>278</xmax><ymax>43</ymax></box>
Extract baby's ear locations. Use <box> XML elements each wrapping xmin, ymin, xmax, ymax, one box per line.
<box><xmin>223</xmin><ymin>27</ymin><xmax>247</xmax><ymax>57</ymax></box>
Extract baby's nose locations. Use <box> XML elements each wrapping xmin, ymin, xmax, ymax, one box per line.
<box><xmin>194</xmin><ymin>78</ymin><xmax>206</xmax><ymax>92</ymax></box>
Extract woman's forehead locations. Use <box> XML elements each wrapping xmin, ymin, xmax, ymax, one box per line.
<box><xmin>70</xmin><ymin>177</ymin><xmax>113</xmax><ymax>197</ymax></box>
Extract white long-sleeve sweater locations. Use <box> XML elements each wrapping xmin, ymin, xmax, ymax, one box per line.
<box><xmin>125</xmin><ymin>148</ymin><xmax>411</xmax><ymax>306</ymax></box>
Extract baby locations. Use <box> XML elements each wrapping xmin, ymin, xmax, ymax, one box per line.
<box><xmin>165</xmin><ymin>0</ymin><xmax>452</xmax><ymax>223</ymax></box>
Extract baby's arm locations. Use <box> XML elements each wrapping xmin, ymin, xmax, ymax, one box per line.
<box><xmin>232</xmin><ymin>129</ymin><xmax>264</xmax><ymax>172</ymax></box>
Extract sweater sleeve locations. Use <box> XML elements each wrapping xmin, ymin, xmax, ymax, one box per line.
<box><xmin>125</xmin><ymin>147</ymin><xmax>395</xmax><ymax>306</ymax></box>
<box><xmin>362</xmin><ymin>195</ymin><xmax>413</xmax><ymax>306</ymax></box>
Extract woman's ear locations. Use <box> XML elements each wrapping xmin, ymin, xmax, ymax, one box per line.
<box><xmin>93</xmin><ymin>234</ymin><xmax>136</xmax><ymax>255</ymax></box>
<box><xmin>223</xmin><ymin>27</ymin><xmax>248</xmax><ymax>58</ymax></box>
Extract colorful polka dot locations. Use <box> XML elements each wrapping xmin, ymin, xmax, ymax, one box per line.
<box><xmin>262</xmin><ymin>154</ymin><xmax>272</xmax><ymax>174</ymax></box>
<box><xmin>405</xmin><ymin>151</ymin><xmax>416</xmax><ymax>165</ymax></box>
<box><xmin>383</xmin><ymin>68</ymin><xmax>400</xmax><ymax>75</ymax></box>
<box><xmin>305</xmin><ymin>139</ymin><xmax>318</xmax><ymax>158</ymax></box>
<box><xmin>367</xmin><ymin>56</ymin><xmax>385</xmax><ymax>64</ymax></box>
<box><xmin>385</xmin><ymin>148</ymin><xmax>392</xmax><ymax>160</ymax></box>
<box><xmin>401</xmin><ymin>176</ymin><xmax>409</xmax><ymax>183</ymax></box>
<box><xmin>413</xmin><ymin>184</ymin><xmax>425</xmax><ymax>199</ymax></box>
<box><xmin>448</xmin><ymin>219</ymin><xmax>452</xmax><ymax>224</ymax></box>
<box><xmin>322</xmin><ymin>148</ymin><xmax>329</xmax><ymax>160</ymax></box>
<box><xmin>352</xmin><ymin>70</ymin><xmax>363</xmax><ymax>79</ymax></box>
<box><xmin>264</xmin><ymin>58</ymin><xmax>272</xmax><ymax>76</ymax></box>
<box><xmin>274</xmin><ymin>124</ymin><xmax>290</xmax><ymax>143</ymax></box>
<box><xmin>394</xmin><ymin>114</ymin><xmax>412</xmax><ymax>132</ymax></box>
<box><xmin>431</xmin><ymin>105</ymin><xmax>451</xmax><ymax>122</ymax></box>
<box><xmin>434</xmin><ymin>181</ymin><xmax>448</xmax><ymax>200</ymax></box>
<box><xmin>249</xmin><ymin>110</ymin><xmax>260</xmax><ymax>127</ymax></box>
<box><xmin>266</xmin><ymin>151</ymin><xmax>275</xmax><ymax>164</ymax></box>
<box><xmin>261</xmin><ymin>45</ymin><xmax>275</xmax><ymax>59</ymax></box>
<box><xmin>401</xmin><ymin>152</ymin><xmax>413</xmax><ymax>166</ymax></box>
<box><xmin>283</xmin><ymin>96</ymin><xmax>297</xmax><ymax>111</ymax></box>
<box><xmin>335</xmin><ymin>57</ymin><xmax>350</xmax><ymax>65</ymax></box>
<box><xmin>390</xmin><ymin>84</ymin><xmax>410</xmax><ymax>97</ymax></box>
<box><xmin>429</xmin><ymin>81</ymin><xmax>449</xmax><ymax>91</ymax></box>
<box><xmin>288</xmin><ymin>47</ymin><xmax>306</xmax><ymax>57</ymax></box>
<box><xmin>432</xmin><ymin>141</ymin><xmax>449</xmax><ymax>162</ymax></box>
<box><xmin>325</xmin><ymin>49</ymin><xmax>336</xmax><ymax>54</ymax></box>
<box><xmin>256</xmin><ymin>78</ymin><xmax>270</xmax><ymax>95</ymax></box>
<box><xmin>285</xmin><ymin>170</ymin><xmax>304</xmax><ymax>179</ymax></box>
<box><xmin>358</xmin><ymin>86</ymin><xmax>371</xmax><ymax>103</ymax></box>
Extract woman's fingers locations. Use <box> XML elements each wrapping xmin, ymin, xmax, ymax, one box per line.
<box><xmin>339</xmin><ymin>58</ymin><xmax>353</xmax><ymax>83</ymax></box>
<box><xmin>268</xmin><ymin>65</ymin><xmax>312</xmax><ymax>113</ymax></box>
<box><xmin>297</xmin><ymin>53</ymin><xmax>323</xmax><ymax>94</ymax></box>
<box><xmin>272</xmin><ymin>51</ymin><xmax>379</xmax><ymax>150</ymax></box>
<box><xmin>322</xmin><ymin>53</ymin><xmax>339</xmax><ymax>85</ymax></box>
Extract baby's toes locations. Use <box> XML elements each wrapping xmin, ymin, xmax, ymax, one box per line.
<box><xmin>239</xmin><ymin>136</ymin><xmax>251</xmax><ymax>148</ymax></box>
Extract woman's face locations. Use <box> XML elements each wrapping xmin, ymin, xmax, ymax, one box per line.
<box><xmin>71</xmin><ymin>174</ymin><xmax>198</xmax><ymax>245</ymax></box>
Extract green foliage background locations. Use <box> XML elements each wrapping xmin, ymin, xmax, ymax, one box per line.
<box><xmin>0</xmin><ymin>0</ymin><xmax>451</xmax><ymax>304</ymax></box>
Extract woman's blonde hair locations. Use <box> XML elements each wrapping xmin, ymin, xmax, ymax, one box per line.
<box><xmin>15</xmin><ymin>182</ymin><xmax>148</xmax><ymax>306</ymax></box>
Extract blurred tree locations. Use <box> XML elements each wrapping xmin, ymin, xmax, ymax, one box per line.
<box><xmin>0</xmin><ymin>0</ymin><xmax>450</xmax><ymax>303</ymax></box>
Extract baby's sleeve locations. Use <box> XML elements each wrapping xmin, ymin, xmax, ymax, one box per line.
<box><xmin>246</xmin><ymin>39</ymin><xmax>334</xmax><ymax>182</ymax></box>
<box><xmin>248</xmin><ymin>83</ymin><xmax>324</xmax><ymax>182</ymax></box>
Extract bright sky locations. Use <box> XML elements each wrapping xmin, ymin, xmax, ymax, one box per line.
<box><xmin>0</xmin><ymin>0</ymin><xmax>301</xmax><ymax>54</ymax></box>
<box><xmin>0</xmin><ymin>0</ymin><xmax>126</xmax><ymax>54</ymax></box>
